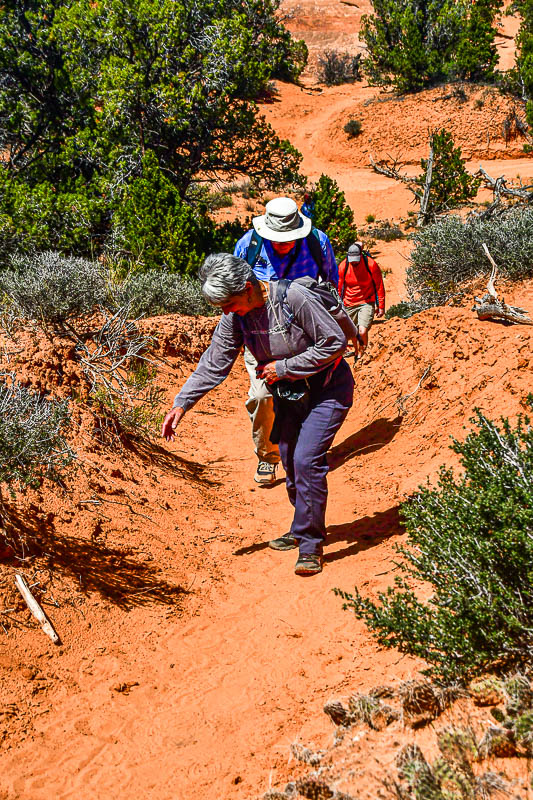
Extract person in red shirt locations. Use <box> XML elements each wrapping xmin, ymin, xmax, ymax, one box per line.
<box><xmin>337</xmin><ymin>242</ymin><xmax>386</xmax><ymax>352</ymax></box>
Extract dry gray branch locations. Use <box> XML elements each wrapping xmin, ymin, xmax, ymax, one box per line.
<box><xmin>417</xmin><ymin>141</ymin><xmax>434</xmax><ymax>226</ymax></box>
<box><xmin>475</xmin><ymin>166</ymin><xmax>533</xmax><ymax>204</ymax></box>
<box><xmin>472</xmin><ymin>245</ymin><xmax>533</xmax><ymax>325</ymax></box>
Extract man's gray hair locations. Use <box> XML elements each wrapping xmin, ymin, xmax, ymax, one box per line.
<box><xmin>199</xmin><ymin>253</ymin><xmax>259</xmax><ymax>305</ymax></box>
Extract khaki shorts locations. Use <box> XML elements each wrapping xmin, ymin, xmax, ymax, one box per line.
<box><xmin>345</xmin><ymin>303</ymin><xmax>375</xmax><ymax>330</ymax></box>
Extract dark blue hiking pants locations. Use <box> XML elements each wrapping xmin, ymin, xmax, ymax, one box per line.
<box><xmin>277</xmin><ymin>359</ymin><xmax>354</xmax><ymax>556</ymax></box>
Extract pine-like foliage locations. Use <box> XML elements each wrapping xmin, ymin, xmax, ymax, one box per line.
<box><xmin>515</xmin><ymin>0</ymin><xmax>533</xmax><ymax>129</ymax></box>
<box><xmin>310</xmin><ymin>175</ymin><xmax>358</xmax><ymax>254</ymax></box>
<box><xmin>360</xmin><ymin>0</ymin><xmax>502</xmax><ymax>93</ymax></box>
<box><xmin>454</xmin><ymin>0</ymin><xmax>502</xmax><ymax>81</ymax></box>
<box><xmin>336</xmin><ymin>402</ymin><xmax>533</xmax><ymax>681</ymax></box>
<box><xmin>0</xmin><ymin>0</ymin><xmax>306</xmax><ymax>262</ymax></box>
<box><xmin>416</xmin><ymin>129</ymin><xmax>480</xmax><ymax>220</ymax></box>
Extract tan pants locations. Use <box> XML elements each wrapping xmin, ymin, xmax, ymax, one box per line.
<box><xmin>243</xmin><ymin>348</ymin><xmax>280</xmax><ymax>464</ymax></box>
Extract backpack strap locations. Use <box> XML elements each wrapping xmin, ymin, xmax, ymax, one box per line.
<box><xmin>275</xmin><ymin>278</ymin><xmax>291</xmax><ymax>305</ymax></box>
<box><xmin>362</xmin><ymin>251</ymin><xmax>379</xmax><ymax>307</ymax></box>
<box><xmin>307</xmin><ymin>228</ymin><xmax>325</xmax><ymax>280</ymax></box>
<box><xmin>245</xmin><ymin>231</ymin><xmax>263</xmax><ymax>266</ymax></box>
<box><xmin>338</xmin><ymin>258</ymin><xmax>348</xmax><ymax>301</ymax></box>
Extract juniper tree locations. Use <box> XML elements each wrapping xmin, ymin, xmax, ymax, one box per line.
<box><xmin>515</xmin><ymin>0</ymin><xmax>533</xmax><ymax>128</ymax></box>
<box><xmin>416</xmin><ymin>130</ymin><xmax>480</xmax><ymax>224</ymax></box>
<box><xmin>360</xmin><ymin>0</ymin><xmax>502</xmax><ymax>93</ymax></box>
<box><xmin>0</xmin><ymin>0</ymin><xmax>306</xmax><ymax>262</ymax></box>
<box><xmin>309</xmin><ymin>175</ymin><xmax>358</xmax><ymax>254</ymax></box>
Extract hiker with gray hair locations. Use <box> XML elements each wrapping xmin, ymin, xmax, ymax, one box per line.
<box><xmin>161</xmin><ymin>252</ymin><xmax>354</xmax><ymax>576</ymax></box>
<box><xmin>233</xmin><ymin>196</ymin><xmax>338</xmax><ymax>485</ymax></box>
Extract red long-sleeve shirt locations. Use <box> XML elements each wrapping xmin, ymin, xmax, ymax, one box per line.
<box><xmin>337</xmin><ymin>254</ymin><xmax>386</xmax><ymax>311</ymax></box>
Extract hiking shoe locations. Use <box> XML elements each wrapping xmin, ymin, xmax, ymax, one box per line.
<box><xmin>254</xmin><ymin>461</ymin><xmax>278</xmax><ymax>484</ymax></box>
<box><xmin>294</xmin><ymin>553</ymin><xmax>323</xmax><ymax>576</ymax></box>
<box><xmin>268</xmin><ymin>534</ymin><xmax>298</xmax><ymax>551</ymax></box>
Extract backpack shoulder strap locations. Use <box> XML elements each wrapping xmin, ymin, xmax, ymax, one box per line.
<box><xmin>276</xmin><ymin>278</ymin><xmax>291</xmax><ymax>305</ymax></box>
<box><xmin>306</xmin><ymin>228</ymin><xmax>325</xmax><ymax>278</ymax></box>
<box><xmin>245</xmin><ymin>231</ymin><xmax>263</xmax><ymax>266</ymax></box>
<box><xmin>362</xmin><ymin>251</ymin><xmax>379</xmax><ymax>306</ymax></box>
<box><xmin>338</xmin><ymin>258</ymin><xmax>348</xmax><ymax>300</ymax></box>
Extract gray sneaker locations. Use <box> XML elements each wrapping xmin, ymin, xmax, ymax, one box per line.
<box><xmin>254</xmin><ymin>461</ymin><xmax>278</xmax><ymax>484</ymax></box>
<box><xmin>268</xmin><ymin>534</ymin><xmax>298</xmax><ymax>551</ymax></box>
<box><xmin>294</xmin><ymin>553</ymin><xmax>323</xmax><ymax>575</ymax></box>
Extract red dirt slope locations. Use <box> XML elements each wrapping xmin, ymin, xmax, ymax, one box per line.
<box><xmin>0</xmin><ymin>287</ymin><xmax>531</xmax><ymax>799</ymax></box>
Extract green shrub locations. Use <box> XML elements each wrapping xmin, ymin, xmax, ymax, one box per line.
<box><xmin>365</xmin><ymin>214</ymin><xmax>376</xmax><ymax>223</ymax></box>
<box><xmin>0</xmin><ymin>373</ymin><xmax>75</xmax><ymax>495</ymax></box>
<box><xmin>343</xmin><ymin>119</ymin><xmax>363</xmax><ymax>138</ymax></box>
<box><xmin>360</xmin><ymin>0</ymin><xmax>501</xmax><ymax>93</ymax></box>
<box><xmin>453</xmin><ymin>0</ymin><xmax>502</xmax><ymax>82</ymax></box>
<box><xmin>0</xmin><ymin>0</ymin><xmax>305</xmax><ymax>193</ymax></box>
<box><xmin>207</xmin><ymin>192</ymin><xmax>234</xmax><ymax>210</ymax></box>
<box><xmin>110</xmin><ymin>152</ymin><xmax>218</xmax><ymax>275</ymax></box>
<box><xmin>310</xmin><ymin>174</ymin><xmax>358</xmax><ymax>253</ymax></box>
<box><xmin>515</xmin><ymin>0</ymin><xmax>533</xmax><ymax>129</ymax></box>
<box><xmin>385</xmin><ymin>301</ymin><xmax>422</xmax><ymax>319</ymax></box>
<box><xmin>336</xmin><ymin>402</ymin><xmax>533</xmax><ymax>681</ymax></box>
<box><xmin>116</xmin><ymin>270</ymin><xmax>212</xmax><ymax>317</ymax></box>
<box><xmin>407</xmin><ymin>206</ymin><xmax>533</xmax><ymax>307</ymax></box>
<box><xmin>0</xmin><ymin>251</ymin><xmax>107</xmax><ymax>326</ymax></box>
<box><xmin>317</xmin><ymin>50</ymin><xmax>362</xmax><ymax>86</ymax></box>
<box><xmin>416</xmin><ymin>130</ymin><xmax>480</xmax><ymax>223</ymax></box>
<box><xmin>0</xmin><ymin>168</ymin><xmax>108</xmax><ymax>261</ymax></box>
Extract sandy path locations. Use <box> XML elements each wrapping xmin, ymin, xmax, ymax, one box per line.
<box><xmin>0</xmin><ymin>366</ymin><xmax>420</xmax><ymax>799</ymax></box>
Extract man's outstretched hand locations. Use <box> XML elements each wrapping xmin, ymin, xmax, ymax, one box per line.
<box><xmin>162</xmin><ymin>406</ymin><xmax>185</xmax><ymax>441</ymax></box>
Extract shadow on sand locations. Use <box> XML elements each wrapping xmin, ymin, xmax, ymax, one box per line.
<box><xmin>324</xmin><ymin>505</ymin><xmax>404</xmax><ymax>564</ymax></box>
<box><xmin>2</xmin><ymin>503</ymin><xmax>189</xmax><ymax>610</ymax></box>
<box><xmin>328</xmin><ymin>416</ymin><xmax>402</xmax><ymax>470</ymax></box>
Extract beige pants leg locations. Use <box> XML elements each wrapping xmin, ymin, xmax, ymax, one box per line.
<box><xmin>243</xmin><ymin>348</ymin><xmax>280</xmax><ymax>464</ymax></box>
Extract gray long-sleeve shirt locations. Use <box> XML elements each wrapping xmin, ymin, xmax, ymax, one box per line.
<box><xmin>173</xmin><ymin>282</ymin><xmax>347</xmax><ymax>412</ymax></box>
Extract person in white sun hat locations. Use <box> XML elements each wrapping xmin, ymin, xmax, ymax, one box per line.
<box><xmin>233</xmin><ymin>196</ymin><xmax>338</xmax><ymax>485</ymax></box>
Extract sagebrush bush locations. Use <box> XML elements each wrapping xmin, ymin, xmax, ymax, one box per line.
<box><xmin>317</xmin><ymin>50</ymin><xmax>361</xmax><ymax>86</ymax></box>
<box><xmin>343</xmin><ymin>119</ymin><xmax>363</xmax><ymax>138</ymax></box>
<box><xmin>0</xmin><ymin>251</ymin><xmax>107</xmax><ymax>325</ymax></box>
<box><xmin>116</xmin><ymin>270</ymin><xmax>212</xmax><ymax>317</ymax></box>
<box><xmin>368</xmin><ymin>221</ymin><xmax>404</xmax><ymax>241</ymax></box>
<box><xmin>0</xmin><ymin>373</ymin><xmax>74</xmax><ymax>494</ymax></box>
<box><xmin>407</xmin><ymin>206</ymin><xmax>533</xmax><ymax>306</ymax></box>
<box><xmin>336</xmin><ymin>402</ymin><xmax>533</xmax><ymax>681</ymax></box>
<box><xmin>385</xmin><ymin>301</ymin><xmax>424</xmax><ymax>319</ymax></box>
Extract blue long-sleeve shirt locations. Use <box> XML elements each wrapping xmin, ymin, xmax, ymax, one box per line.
<box><xmin>234</xmin><ymin>228</ymin><xmax>338</xmax><ymax>284</ymax></box>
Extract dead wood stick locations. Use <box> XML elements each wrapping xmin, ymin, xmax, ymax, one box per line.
<box><xmin>417</xmin><ymin>141</ymin><xmax>434</xmax><ymax>226</ymax></box>
<box><xmin>14</xmin><ymin>574</ymin><xmax>61</xmax><ymax>645</ymax></box>
<box><xmin>482</xmin><ymin>243</ymin><xmax>498</xmax><ymax>299</ymax></box>
<box><xmin>369</xmin><ymin>155</ymin><xmax>416</xmax><ymax>187</ymax></box>
<box><xmin>476</xmin><ymin>166</ymin><xmax>533</xmax><ymax>201</ymax></box>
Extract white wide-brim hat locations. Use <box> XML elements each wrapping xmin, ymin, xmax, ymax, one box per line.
<box><xmin>252</xmin><ymin>197</ymin><xmax>312</xmax><ymax>243</ymax></box>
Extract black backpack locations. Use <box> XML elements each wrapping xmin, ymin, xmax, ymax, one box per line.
<box><xmin>245</xmin><ymin>228</ymin><xmax>325</xmax><ymax>280</ymax></box>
